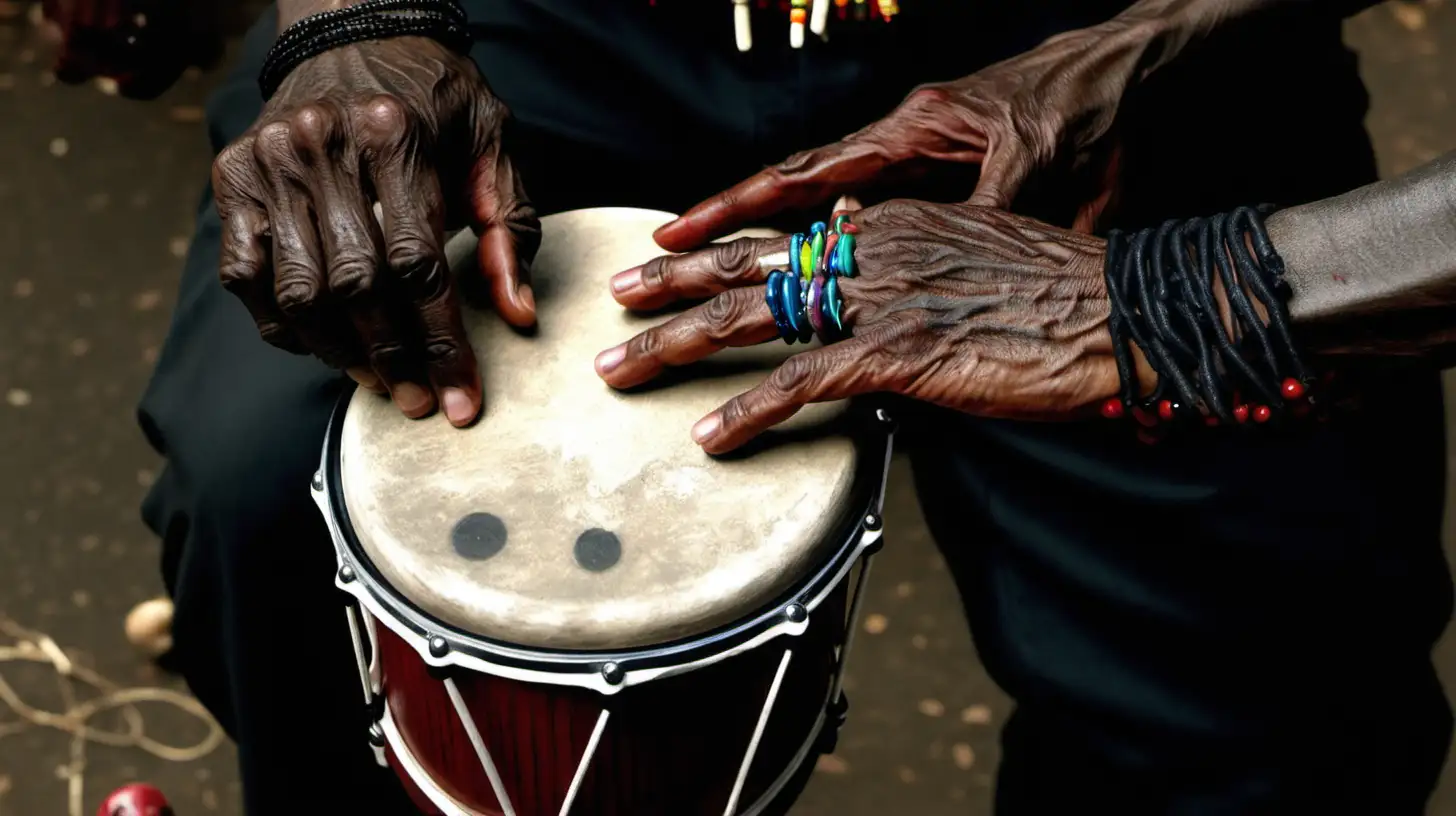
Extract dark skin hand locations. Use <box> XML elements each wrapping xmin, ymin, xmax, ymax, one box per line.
<box><xmin>652</xmin><ymin>0</ymin><xmax>1387</xmax><ymax>254</ymax></box>
<box><xmin>598</xmin><ymin>201</ymin><xmax>1119</xmax><ymax>454</ymax></box>
<box><xmin>41</xmin><ymin>0</ymin><xmax>224</xmax><ymax>99</ymax></box>
<box><xmin>214</xmin><ymin>1</ymin><xmax>538</xmax><ymax>427</ymax></box>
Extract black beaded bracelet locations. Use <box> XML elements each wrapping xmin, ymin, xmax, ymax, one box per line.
<box><xmin>259</xmin><ymin>0</ymin><xmax>472</xmax><ymax>100</ymax></box>
<box><xmin>1100</xmin><ymin>206</ymin><xmax>1318</xmax><ymax>435</ymax></box>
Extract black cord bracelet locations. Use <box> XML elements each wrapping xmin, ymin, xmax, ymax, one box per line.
<box><xmin>259</xmin><ymin>0</ymin><xmax>472</xmax><ymax>100</ymax></box>
<box><xmin>1101</xmin><ymin>206</ymin><xmax>1314</xmax><ymax>433</ymax></box>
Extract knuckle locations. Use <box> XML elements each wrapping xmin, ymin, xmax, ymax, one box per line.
<box><xmin>769</xmin><ymin>355</ymin><xmax>817</xmax><ymax>397</ymax></box>
<box><xmin>274</xmin><ymin>274</ymin><xmax>320</xmax><ymax>315</ymax></box>
<box><xmin>356</xmin><ymin>94</ymin><xmax>412</xmax><ymax>153</ymax></box>
<box><xmin>387</xmin><ymin>242</ymin><xmax>445</xmax><ymax>291</ymax></box>
<box><xmin>421</xmin><ymin>339</ymin><xmax>466</xmax><ymax>370</ymax></box>
<box><xmin>218</xmin><ymin>258</ymin><xmax>258</xmax><ymax>292</ymax></box>
<box><xmin>252</xmin><ymin>120</ymin><xmax>296</xmax><ymax>169</ymax></box>
<box><xmin>639</xmin><ymin>257</ymin><xmax>670</xmax><ymax>291</ymax></box>
<box><xmin>327</xmin><ymin>256</ymin><xmax>377</xmax><ymax>301</ymax></box>
<box><xmin>287</xmin><ymin>103</ymin><xmax>341</xmax><ymax>157</ymax></box>
<box><xmin>212</xmin><ymin>139</ymin><xmax>258</xmax><ymax>198</ymax></box>
<box><xmin>903</xmin><ymin>85</ymin><xmax>954</xmax><ymax>112</ymax></box>
<box><xmin>366</xmin><ymin>342</ymin><xmax>412</xmax><ymax>376</ymax></box>
<box><xmin>256</xmin><ymin>321</ymin><xmax>295</xmax><ymax>350</ymax></box>
<box><xmin>715</xmin><ymin>239</ymin><xmax>758</xmax><ymax>278</ymax></box>
<box><xmin>699</xmin><ymin>292</ymin><xmax>750</xmax><ymax>340</ymax></box>
<box><xmin>629</xmin><ymin>327</ymin><xmax>664</xmax><ymax>362</ymax></box>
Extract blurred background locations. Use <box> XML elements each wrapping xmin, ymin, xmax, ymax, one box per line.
<box><xmin>2</xmin><ymin>2</ymin><xmax>1455</xmax><ymax>814</ymax></box>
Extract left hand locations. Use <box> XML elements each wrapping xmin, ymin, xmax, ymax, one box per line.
<box><xmin>597</xmin><ymin>201</ymin><xmax>1121</xmax><ymax>454</ymax></box>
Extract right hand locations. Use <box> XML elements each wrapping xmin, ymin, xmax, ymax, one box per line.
<box><xmin>213</xmin><ymin>36</ymin><xmax>539</xmax><ymax>427</ymax></box>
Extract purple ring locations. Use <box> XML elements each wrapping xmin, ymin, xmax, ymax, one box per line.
<box><xmin>807</xmin><ymin>276</ymin><xmax>826</xmax><ymax>336</ymax></box>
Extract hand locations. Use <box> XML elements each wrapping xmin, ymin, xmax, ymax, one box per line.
<box><xmin>597</xmin><ymin>201</ymin><xmax>1121</xmax><ymax>454</ymax></box>
<box><xmin>652</xmin><ymin>18</ymin><xmax>1159</xmax><ymax>253</ymax></box>
<box><xmin>41</xmin><ymin>0</ymin><xmax>223</xmax><ymax>99</ymax></box>
<box><xmin>213</xmin><ymin>37</ymin><xmax>539</xmax><ymax>427</ymax></box>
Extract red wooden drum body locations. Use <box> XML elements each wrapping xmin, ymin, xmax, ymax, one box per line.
<box><xmin>313</xmin><ymin>210</ymin><xmax>893</xmax><ymax>816</ymax></box>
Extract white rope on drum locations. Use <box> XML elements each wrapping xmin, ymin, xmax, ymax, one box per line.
<box><xmin>0</xmin><ymin>616</ymin><xmax>225</xmax><ymax>816</ymax></box>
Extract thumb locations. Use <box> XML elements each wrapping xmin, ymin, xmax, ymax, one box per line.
<box><xmin>966</xmin><ymin>148</ymin><xmax>1031</xmax><ymax>211</ymax></box>
<box><xmin>468</xmin><ymin>148</ymin><xmax>540</xmax><ymax>328</ymax></box>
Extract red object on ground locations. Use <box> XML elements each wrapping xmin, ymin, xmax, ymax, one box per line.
<box><xmin>96</xmin><ymin>784</ymin><xmax>174</xmax><ymax>816</ymax></box>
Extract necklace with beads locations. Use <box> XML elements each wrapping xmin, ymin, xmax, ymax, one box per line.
<box><xmin>730</xmin><ymin>0</ymin><xmax>901</xmax><ymax>51</ymax></box>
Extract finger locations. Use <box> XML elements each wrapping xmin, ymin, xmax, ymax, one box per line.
<box><xmin>287</xmin><ymin>102</ymin><xmax>396</xmax><ymax>398</ymax></box>
<box><xmin>252</xmin><ymin>120</ymin><xmax>364</xmax><ymax>373</ymax></box>
<box><xmin>362</xmin><ymin>96</ymin><xmax>479</xmax><ymax>426</ymax></box>
<box><xmin>690</xmin><ymin>336</ymin><xmax>885</xmax><ymax>455</ymax></box>
<box><xmin>213</xmin><ymin>139</ymin><xmax>302</xmax><ymax>353</ymax></box>
<box><xmin>654</xmin><ymin>140</ymin><xmax>893</xmax><ymax>252</ymax></box>
<box><xmin>966</xmin><ymin>147</ymin><xmax>1033</xmax><ymax>211</ymax></box>
<box><xmin>595</xmin><ymin>287</ymin><xmax>778</xmax><ymax>389</ymax></box>
<box><xmin>611</xmin><ymin>235</ymin><xmax>788</xmax><ymax>311</ymax></box>
<box><xmin>832</xmin><ymin>194</ymin><xmax>865</xmax><ymax>214</ymax></box>
<box><xmin>469</xmin><ymin>144</ymin><xmax>540</xmax><ymax>328</ymax></box>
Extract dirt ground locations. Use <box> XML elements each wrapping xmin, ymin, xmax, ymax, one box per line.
<box><xmin>2</xmin><ymin>2</ymin><xmax>1456</xmax><ymax>815</ymax></box>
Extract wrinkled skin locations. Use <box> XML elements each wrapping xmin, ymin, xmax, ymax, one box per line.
<box><xmin>598</xmin><ymin>201</ymin><xmax>1119</xmax><ymax>454</ymax></box>
<box><xmin>652</xmin><ymin>18</ymin><xmax>1157</xmax><ymax>253</ymax></box>
<box><xmin>212</xmin><ymin>37</ymin><xmax>539</xmax><ymax>427</ymax></box>
<box><xmin>41</xmin><ymin>0</ymin><xmax>223</xmax><ymax>99</ymax></box>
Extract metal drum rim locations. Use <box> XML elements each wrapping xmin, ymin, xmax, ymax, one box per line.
<box><xmin>318</xmin><ymin>387</ymin><xmax>893</xmax><ymax>685</ymax></box>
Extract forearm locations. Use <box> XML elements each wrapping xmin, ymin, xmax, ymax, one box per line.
<box><xmin>1267</xmin><ymin>153</ymin><xmax>1456</xmax><ymax>359</ymax></box>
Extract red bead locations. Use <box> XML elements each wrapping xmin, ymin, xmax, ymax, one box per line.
<box><xmin>1253</xmin><ymin>405</ymin><xmax>1272</xmax><ymax>423</ymax></box>
<box><xmin>1233</xmin><ymin>404</ymin><xmax>1249</xmax><ymax>424</ymax></box>
<box><xmin>1157</xmin><ymin>399</ymin><xmax>1176</xmax><ymax>421</ymax></box>
<box><xmin>1281</xmin><ymin>378</ymin><xmax>1305</xmax><ymax>401</ymax></box>
<box><xmin>1131</xmin><ymin>405</ymin><xmax>1159</xmax><ymax>428</ymax></box>
<box><xmin>841</xmin><ymin>222</ymin><xmax>860</xmax><ymax>234</ymax></box>
<box><xmin>1204</xmin><ymin>416</ymin><xmax>1220</xmax><ymax>427</ymax></box>
<box><xmin>97</xmin><ymin>784</ymin><xmax>172</xmax><ymax>816</ymax></box>
<box><xmin>1100</xmin><ymin>398</ymin><xmax>1125</xmax><ymax>420</ymax></box>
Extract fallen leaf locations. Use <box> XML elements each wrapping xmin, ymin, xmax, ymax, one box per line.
<box><xmin>133</xmin><ymin>289</ymin><xmax>163</xmax><ymax>310</ymax></box>
<box><xmin>863</xmin><ymin>613</ymin><xmax>887</xmax><ymax>634</ymax></box>
<box><xmin>48</xmin><ymin>136</ymin><xmax>68</xmax><ymax>157</ymax></box>
<box><xmin>918</xmin><ymin>698</ymin><xmax>945</xmax><ymax>717</ymax></box>
<box><xmin>6</xmin><ymin>388</ymin><xmax>32</xmax><ymax>407</ymax></box>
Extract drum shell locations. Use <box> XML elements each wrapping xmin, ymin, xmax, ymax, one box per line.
<box><xmin>372</xmin><ymin>584</ymin><xmax>847</xmax><ymax>816</ymax></box>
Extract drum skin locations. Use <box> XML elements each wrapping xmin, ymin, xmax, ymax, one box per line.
<box><xmin>374</xmin><ymin>582</ymin><xmax>845</xmax><ymax>815</ymax></box>
<box><xmin>328</xmin><ymin>209</ymin><xmax>876</xmax><ymax>815</ymax></box>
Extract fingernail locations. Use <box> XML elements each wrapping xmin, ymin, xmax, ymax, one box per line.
<box><xmin>442</xmin><ymin>388</ymin><xmax>476</xmax><ymax>427</ymax></box>
<box><xmin>611</xmin><ymin>267</ymin><xmax>643</xmax><ymax>295</ymax></box>
<box><xmin>516</xmin><ymin>284</ymin><xmax>536</xmax><ymax>314</ymax></box>
<box><xmin>595</xmin><ymin>344</ymin><xmax>626</xmax><ymax>375</ymax></box>
<box><xmin>347</xmin><ymin>367</ymin><xmax>385</xmax><ymax>394</ymax></box>
<box><xmin>692</xmin><ymin>414</ymin><xmax>721</xmax><ymax>444</ymax></box>
<box><xmin>392</xmin><ymin>382</ymin><xmax>433</xmax><ymax>417</ymax></box>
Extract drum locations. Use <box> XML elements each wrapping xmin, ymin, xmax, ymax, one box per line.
<box><xmin>312</xmin><ymin>209</ymin><xmax>894</xmax><ymax>816</ymax></box>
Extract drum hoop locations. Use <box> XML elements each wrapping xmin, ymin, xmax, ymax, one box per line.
<box><xmin>315</xmin><ymin>389</ymin><xmax>895</xmax><ymax>694</ymax></box>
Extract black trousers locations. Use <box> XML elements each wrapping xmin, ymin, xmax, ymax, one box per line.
<box><xmin>139</xmin><ymin>3</ymin><xmax>1452</xmax><ymax>813</ymax></box>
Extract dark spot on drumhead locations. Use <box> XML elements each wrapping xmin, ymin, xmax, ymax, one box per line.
<box><xmin>452</xmin><ymin>513</ymin><xmax>507</xmax><ymax>560</ymax></box>
<box><xmin>574</xmin><ymin>529</ymin><xmax>621</xmax><ymax>572</ymax></box>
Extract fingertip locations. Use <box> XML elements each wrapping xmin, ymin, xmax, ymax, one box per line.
<box><xmin>441</xmin><ymin>387</ymin><xmax>479</xmax><ymax>427</ymax></box>
<box><xmin>653</xmin><ymin>219</ymin><xmax>697</xmax><ymax>253</ymax></box>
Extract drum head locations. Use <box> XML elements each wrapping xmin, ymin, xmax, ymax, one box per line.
<box><xmin>338</xmin><ymin>209</ymin><xmax>863</xmax><ymax>651</ymax></box>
